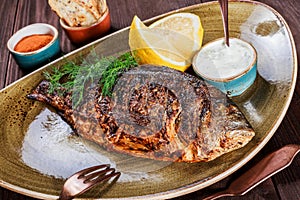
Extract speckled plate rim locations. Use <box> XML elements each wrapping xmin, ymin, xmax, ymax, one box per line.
<box><xmin>0</xmin><ymin>0</ymin><xmax>297</xmax><ymax>199</ymax></box>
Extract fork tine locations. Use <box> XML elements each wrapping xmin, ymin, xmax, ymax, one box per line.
<box><xmin>59</xmin><ymin>165</ymin><xmax>121</xmax><ymax>200</ymax></box>
<box><xmin>77</xmin><ymin>164</ymin><xmax>110</xmax><ymax>178</ymax></box>
<box><xmin>83</xmin><ymin>167</ymin><xmax>115</xmax><ymax>183</ymax></box>
<box><xmin>78</xmin><ymin>168</ymin><xmax>121</xmax><ymax>196</ymax></box>
<box><xmin>86</xmin><ymin>168</ymin><xmax>120</xmax><ymax>184</ymax></box>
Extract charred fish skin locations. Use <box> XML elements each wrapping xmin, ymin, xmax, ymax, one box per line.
<box><xmin>27</xmin><ymin>80</ymin><xmax>76</xmax><ymax>130</ymax></box>
<box><xmin>95</xmin><ymin>65</ymin><xmax>209</xmax><ymax>160</ymax></box>
<box><xmin>95</xmin><ymin>65</ymin><xmax>254</xmax><ymax>162</ymax></box>
<box><xmin>27</xmin><ymin>65</ymin><xmax>255</xmax><ymax>163</ymax></box>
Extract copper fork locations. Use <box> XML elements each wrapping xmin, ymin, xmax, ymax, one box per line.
<box><xmin>58</xmin><ymin>164</ymin><xmax>121</xmax><ymax>200</ymax></box>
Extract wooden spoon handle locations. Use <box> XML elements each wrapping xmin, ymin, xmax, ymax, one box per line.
<box><xmin>228</xmin><ymin>144</ymin><xmax>300</xmax><ymax>195</ymax></box>
<box><xmin>203</xmin><ymin>144</ymin><xmax>300</xmax><ymax>200</ymax></box>
<box><xmin>218</xmin><ymin>0</ymin><xmax>229</xmax><ymax>46</ymax></box>
<box><xmin>202</xmin><ymin>190</ymin><xmax>232</xmax><ymax>200</ymax></box>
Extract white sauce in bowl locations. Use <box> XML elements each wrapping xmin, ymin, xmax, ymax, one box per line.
<box><xmin>193</xmin><ymin>38</ymin><xmax>256</xmax><ymax>81</ymax></box>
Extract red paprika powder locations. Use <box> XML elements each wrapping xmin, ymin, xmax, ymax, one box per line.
<box><xmin>14</xmin><ymin>34</ymin><xmax>54</xmax><ymax>53</ymax></box>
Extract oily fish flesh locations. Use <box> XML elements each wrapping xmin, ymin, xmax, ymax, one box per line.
<box><xmin>48</xmin><ymin>0</ymin><xmax>107</xmax><ymax>27</ymax></box>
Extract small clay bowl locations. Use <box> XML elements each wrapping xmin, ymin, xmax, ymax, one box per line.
<box><xmin>7</xmin><ymin>23</ymin><xmax>60</xmax><ymax>70</ymax></box>
<box><xmin>60</xmin><ymin>8</ymin><xmax>111</xmax><ymax>45</ymax></box>
<box><xmin>193</xmin><ymin>38</ymin><xmax>257</xmax><ymax>96</ymax></box>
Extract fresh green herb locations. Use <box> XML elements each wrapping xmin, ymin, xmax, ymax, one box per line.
<box><xmin>44</xmin><ymin>51</ymin><xmax>138</xmax><ymax>107</ymax></box>
<box><xmin>99</xmin><ymin>52</ymin><xmax>138</xmax><ymax>96</ymax></box>
<box><xmin>44</xmin><ymin>61</ymin><xmax>81</xmax><ymax>95</ymax></box>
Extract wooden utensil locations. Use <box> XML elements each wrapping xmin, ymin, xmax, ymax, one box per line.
<box><xmin>218</xmin><ymin>0</ymin><xmax>229</xmax><ymax>46</ymax></box>
<box><xmin>203</xmin><ymin>144</ymin><xmax>300</xmax><ymax>199</ymax></box>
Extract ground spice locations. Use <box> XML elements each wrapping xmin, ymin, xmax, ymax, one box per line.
<box><xmin>14</xmin><ymin>34</ymin><xmax>54</xmax><ymax>53</ymax></box>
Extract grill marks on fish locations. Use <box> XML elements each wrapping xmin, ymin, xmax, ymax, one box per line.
<box><xmin>129</xmin><ymin>83</ymin><xmax>179</xmax><ymax>127</ymax></box>
<box><xmin>98</xmin><ymin>66</ymin><xmax>212</xmax><ymax>160</ymax></box>
<box><xmin>28</xmin><ymin>65</ymin><xmax>255</xmax><ymax>162</ymax></box>
<box><xmin>27</xmin><ymin>80</ymin><xmax>75</xmax><ymax>128</ymax></box>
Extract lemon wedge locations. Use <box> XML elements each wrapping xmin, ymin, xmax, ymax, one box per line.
<box><xmin>129</xmin><ymin>13</ymin><xmax>204</xmax><ymax>71</ymax></box>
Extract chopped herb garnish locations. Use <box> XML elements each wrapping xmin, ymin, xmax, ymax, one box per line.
<box><xmin>44</xmin><ymin>51</ymin><xmax>138</xmax><ymax>107</ymax></box>
<box><xmin>99</xmin><ymin>52</ymin><xmax>138</xmax><ymax>97</ymax></box>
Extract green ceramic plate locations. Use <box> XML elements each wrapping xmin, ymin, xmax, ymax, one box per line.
<box><xmin>0</xmin><ymin>1</ymin><xmax>297</xmax><ymax>199</ymax></box>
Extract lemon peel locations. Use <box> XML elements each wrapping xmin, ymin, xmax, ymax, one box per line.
<box><xmin>129</xmin><ymin>13</ymin><xmax>204</xmax><ymax>71</ymax></box>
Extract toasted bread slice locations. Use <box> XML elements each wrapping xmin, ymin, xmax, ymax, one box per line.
<box><xmin>97</xmin><ymin>0</ymin><xmax>107</xmax><ymax>15</ymax></box>
<box><xmin>76</xmin><ymin>0</ymin><xmax>101</xmax><ymax>19</ymax></box>
<box><xmin>48</xmin><ymin>0</ymin><xmax>103</xmax><ymax>26</ymax></box>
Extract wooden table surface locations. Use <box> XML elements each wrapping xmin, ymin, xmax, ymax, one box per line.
<box><xmin>0</xmin><ymin>0</ymin><xmax>299</xmax><ymax>199</ymax></box>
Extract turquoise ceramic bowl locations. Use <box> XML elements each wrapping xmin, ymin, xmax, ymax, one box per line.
<box><xmin>193</xmin><ymin>38</ymin><xmax>257</xmax><ymax>97</ymax></box>
<box><xmin>7</xmin><ymin>23</ymin><xmax>60</xmax><ymax>70</ymax></box>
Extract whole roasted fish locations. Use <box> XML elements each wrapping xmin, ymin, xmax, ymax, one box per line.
<box><xmin>28</xmin><ymin>65</ymin><xmax>255</xmax><ymax>162</ymax></box>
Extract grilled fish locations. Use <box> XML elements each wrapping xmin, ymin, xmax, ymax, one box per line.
<box><xmin>28</xmin><ymin>65</ymin><xmax>255</xmax><ymax>162</ymax></box>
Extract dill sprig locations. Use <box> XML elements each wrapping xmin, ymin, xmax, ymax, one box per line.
<box><xmin>44</xmin><ymin>61</ymin><xmax>81</xmax><ymax>95</ymax></box>
<box><xmin>99</xmin><ymin>52</ymin><xmax>138</xmax><ymax>97</ymax></box>
<box><xmin>43</xmin><ymin>51</ymin><xmax>138</xmax><ymax>107</ymax></box>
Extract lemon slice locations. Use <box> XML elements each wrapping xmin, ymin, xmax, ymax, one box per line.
<box><xmin>129</xmin><ymin>13</ymin><xmax>204</xmax><ymax>71</ymax></box>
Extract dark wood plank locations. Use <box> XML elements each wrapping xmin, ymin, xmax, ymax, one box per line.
<box><xmin>0</xmin><ymin>0</ymin><xmax>299</xmax><ymax>199</ymax></box>
<box><xmin>251</xmin><ymin>0</ymin><xmax>300</xmax><ymax>199</ymax></box>
<box><xmin>4</xmin><ymin>0</ymin><xmax>76</xmax><ymax>88</ymax></box>
<box><xmin>107</xmin><ymin>0</ymin><xmax>200</xmax><ymax>30</ymax></box>
<box><xmin>199</xmin><ymin>1</ymin><xmax>300</xmax><ymax>199</ymax></box>
<box><xmin>0</xmin><ymin>0</ymin><xmax>18</xmax><ymax>89</ymax></box>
